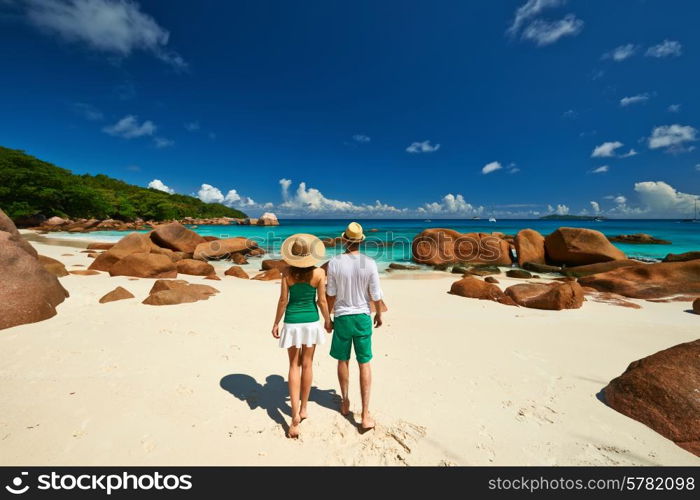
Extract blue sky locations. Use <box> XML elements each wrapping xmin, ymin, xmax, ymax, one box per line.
<box><xmin>1</xmin><ymin>0</ymin><xmax>699</xmax><ymax>218</ymax></box>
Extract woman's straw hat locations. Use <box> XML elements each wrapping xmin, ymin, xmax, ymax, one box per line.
<box><xmin>280</xmin><ymin>233</ymin><xmax>325</xmax><ymax>267</ymax></box>
<box><xmin>340</xmin><ymin>221</ymin><xmax>365</xmax><ymax>242</ymax></box>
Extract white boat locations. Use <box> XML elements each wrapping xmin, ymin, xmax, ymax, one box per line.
<box><xmin>488</xmin><ymin>217</ymin><xmax>496</xmax><ymax>223</ymax></box>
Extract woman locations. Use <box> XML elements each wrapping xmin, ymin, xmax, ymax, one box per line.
<box><xmin>271</xmin><ymin>234</ymin><xmax>332</xmax><ymax>438</ymax></box>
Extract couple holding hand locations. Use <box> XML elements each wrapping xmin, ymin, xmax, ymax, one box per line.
<box><xmin>271</xmin><ymin>222</ymin><xmax>383</xmax><ymax>438</ymax></box>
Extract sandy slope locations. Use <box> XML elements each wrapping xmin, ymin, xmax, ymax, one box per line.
<box><xmin>0</xmin><ymin>237</ymin><xmax>698</xmax><ymax>466</ymax></box>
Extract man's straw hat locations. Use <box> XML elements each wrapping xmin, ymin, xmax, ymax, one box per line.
<box><xmin>340</xmin><ymin>221</ymin><xmax>365</xmax><ymax>242</ymax></box>
<box><xmin>280</xmin><ymin>233</ymin><xmax>325</xmax><ymax>267</ymax></box>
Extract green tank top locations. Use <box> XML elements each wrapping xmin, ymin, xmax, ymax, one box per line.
<box><xmin>284</xmin><ymin>282</ymin><xmax>320</xmax><ymax>323</ymax></box>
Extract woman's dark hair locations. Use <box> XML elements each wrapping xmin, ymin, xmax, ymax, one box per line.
<box><xmin>288</xmin><ymin>265</ymin><xmax>316</xmax><ymax>283</ymax></box>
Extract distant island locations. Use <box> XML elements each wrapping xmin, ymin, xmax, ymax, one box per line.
<box><xmin>539</xmin><ymin>214</ymin><xmax>606</xmax><ymax>221</ymax></box>
<box><xmin>0</xmin><ymin>146</ymin><xmax>247</xmax><ymax>222</ymax></box>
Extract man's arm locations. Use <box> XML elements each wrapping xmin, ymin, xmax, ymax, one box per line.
<box><xmin>368</xmin><ymin>262</ymin><xmax>383</xmax><ymax>328</ymax></box>
<box><xmin>325</xmin><ymin>261</ymin><xmax>336</xmax><ymax>318</ymax></box>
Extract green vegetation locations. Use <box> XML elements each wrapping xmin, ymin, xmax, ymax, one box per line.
<box><xmin>539</xmin><ymin>214</ymin><xmax>606</xmax><ymax>221</ymax></box>
<box><xmin>0</xmin><ymin>146</ymin><xmax>247</xmax><ymax>221</ymax></box>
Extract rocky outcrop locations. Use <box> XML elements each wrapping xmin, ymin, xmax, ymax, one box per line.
<box><xmin>544</xmin><ymin>227</ymin><xmax>626</xmax><ymax>266</ymax></box>
<box><xmin>99</xmin><ymin>286</ymin><xmax>135</xmax><ymax>304</ymax></box>
<box><xmin>0</xmin><ymin>208</ymin><xmax>38</xmax><ymax>257</ymax></box>
<box><xmin>412</xmin><ymin>228</ymin><xmax>512</xmax><ymax>267</ymax></box>
<box><xmin>522</xmin><ymin>262</ymin><xmax>562</xmax><ymax>274</ymax></box>
<box><xmin>252</xmin><ymin>268</ymin><xmax>283</xmax><ymax>281</ymax></box>
<box><xmin>448</xmin><ymin>277</ymin><xmax>515</xmax><ymax>305</ymax></box>
<box><xmin>230</xmin><ymin>252</ymin><xmax>248</xmax><ymax>265</ymax></box>
<box><xmin>514</xmin><ymin>229</ymin><xmax>545</xmax><ymax>266</ymax></box>
<box><xmin>583</xmin><ymin>289</ymin><xmax>641</xmax><ymax>309</ymax></box>
<box><xmin>225</xmin><ymin>266</ymin><xmax>250</xmax><ymax>279</ymax></box>
<box><xmin>505</xmin><ymin>281</ymin><xmax>584</xmax><ymax>310</ymax></box>
<box><xmin>578</xmin><ymin>261</ymin><xmax>700</xmax><ymax>299</ymax></box>
<box><xmin>261</xmin><ymin>259</ymin><xmax>289</xmax><ymax>272</ymax></box>
<box><xmin>88</xmin><ymin>233</ymin><xmax>153</xmax><ymax>272</ymax></box>
<box><xmin>694</xmin><ymin>298</ymin><xmax>700</xmax><ymax>314</ymax></box>
<box><xmin>603</xmin><ymin>340</ymin><xmax>700</xmax><ymax>456</ymax></box>
<box><xmin>388</xmin><ymin>263</ymin><xmax>421</xmax><ymax>270</ymax></box>
<box><xmin>608</xmin><ymin>233</ymin><xmax>671</xmax><ymax>245</ymax></box>
<box><xmin>87</xmin><ymin>242</ymin><xmax>115</xmax><ymax>250</ymax></box>
<box><xmin>38</xmin><ymin>255</ymin><xmax>68</xmax><ymax>277</ymax></box>
<box><xmin>485</xmin><ymin>276</ymin><xmax>499</xmax><ymax>284</ymax></box>
<box><xmin>150</xmin><ymin>222</ymin><xmax>206</xmax><ymax>253</ymax></box>
<box><xmin>0</xmin><ymin>231</ymin><xmax>69</xmax><ymax>330</ymax></box>
<box><xmin>44</xmin><ymin>216</ymin><xmax>67</xmax><ymax>227</ymax></box>
<box><xmin>142</xmin><ymin>280</ymin><xmax>219</xmax><ymax>306</ymax></box>
<box><xmin>176</xmin><ymin>259</ymin><xmax>215</xmax><ymax>276</ymax></box>
<box><xmin>70</xmin><ymin>270</ymin><xmax>101</xmax><ymax>275</ymax></box>
<box><xmin>192</xmin><ymin>237</ymin><xmax>258</xmax><ymax>260</ymax></box>
<box><xmin>256</xmin><ymin>212</ymin><xmax>279</xmax><ymax>226</ymax></box>
<box><xmin>663</xmin><ymin>251</ymin><xmax>700</xmax><ymax>263</ymax></box>
<box><xmin>506</xmin><ymin>269</ymin><xmax>532</xmax><ymax>279</ymax></box>
<box><xmin>562</xmin><ymin>259</ymin><xmax>644</xmax><ymax>278</ymax></box>
<box><xmin>109</xmin><ymin>253</ymin><xmax>177</xmax><ymax>279</ymax></box>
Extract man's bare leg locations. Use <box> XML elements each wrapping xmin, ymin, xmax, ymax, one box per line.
<box><xmin>337</xmin><ymin>360</ymin><xmax>350</xmax><ymax>415</ymax></box>
<box><xmin>359</xmin><ymin>362</ymin><xmax>375</xmax><ymax>429</ymax></box>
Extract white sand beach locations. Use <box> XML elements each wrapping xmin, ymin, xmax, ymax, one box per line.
<box><xmin>0</xmin><ymin>235</ymin><xmax>698</xmax><ymax>466</ymax></box>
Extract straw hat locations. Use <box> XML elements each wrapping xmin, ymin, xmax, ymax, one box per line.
<box><xmin>340</xmin><ymin>221</ymin><xmax>366</xmax><ymax>242</ymax></box>
<box><xmin>280</xmin><ymin>233</ymin><xmax>325</xmax><ymax>268</ymax></box>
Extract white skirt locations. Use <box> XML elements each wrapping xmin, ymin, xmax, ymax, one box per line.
<box><xmin>279</xmin><ymin>320</ymin><xmax>327</xmax><ymax>349</ymax></box>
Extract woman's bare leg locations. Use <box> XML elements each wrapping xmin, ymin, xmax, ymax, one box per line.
<box><xmin>299</xmin><ymin>345</ymin><xmax>316</xmax><ymax>420</ymax></box>
<box><xmin>287</xmin><ymin>347</ymin><xmax>302</xmax><ymax>437</ymax></box>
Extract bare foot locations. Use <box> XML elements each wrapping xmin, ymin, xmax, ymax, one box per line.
<box><xmin>361</xmin><ymin>415</ymin><xmax>376</xmax><ymax>431</ymax></box>
<box><xmin>340</xmin><ymin>398</ymin><xmax>350</xmax><ymax>416</ymax></box>
<box><xmin>300</xmin><ymin>408</ymin><xmax>308</xmax><ymax>421</ymax></box>
<box><xmin>288</xmin><ymin>417</ymin><xmax>301</xmax><ymax>438</ymax></box>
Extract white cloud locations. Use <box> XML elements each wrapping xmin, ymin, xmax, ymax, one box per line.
<box><xmin>278</xmin><ymin>180</ymin><xmax>402</xmax><ymax>215</ymax></box>
<box><xmin>562</xmin><ymin>109</ymin><xmax>577</xmax><ymax>119</ymax></box>
<box><xmin>520</xmin><ymin>14</ymin><xmax>583</xmax><ymax>46</ymax></box>
<box><xmin>696</xmin><ymin>164</ymin><xmax>700</xmax><ymax>172</ymax></box>
<box><xmin>73</xmin><ymin>102</ymin><xmax>103</xmax><ymax>121</ymax></box>
<box><xmin>591</xmin><ymin>165</ymin><xmax>609</xmax><ymax>174</ymax></box>
<box><xmin>648</xmin><ymin>124</ymin><xmax>698</xmax><ymax>152</ymax></box>
<box><xmin>197</xmin><ymin>184</ymin><xmax>224</xmax><ymax>204</ymax></box>
<box><xmin>24</xmin><ymin>0</ymin><xmax>186</xmax><ymax>69</ymax></box>
<box><xmin>602</xmin><ymin>43</ymin><xmax>637</xmax><ymax>61</ymax></box>
<box><xmin>103</xmin><ymin>115</ymin><xmax>155</xmax><ymax>139</ymax></box>
<box><xmin>279</xmin><ymin>178</ymin><xmax>292</xmax><ymax>200</ymax></box>
<box><xmin>421</xmin><ymin>194</ymin><xmax>483</xmax><ymax>215</ymax></box>
<box><xmin>620</xmin><ymin>148</ymin><xmax>638</xmax><ymax>158</ymax></box>
<box><xmin>590</xmin><ymin>201</ymin><xmax>600</xmax><ymax>213</ymax></box>
<box><xmin>481</xmin><ymin>161</ymin><xmax>503</xmax><ymax>175</ymax></box>
<box><xmin>406</xmin><ymin>140</ymin><xmax>440</xmax><ymax>154</ymax></box>
<box><xmin>352</xmin><ymin>134</ymin><xmax>370</xmax><ymax>143</ymax></box>
<box><xmin>197</xmin><ymin>183</ymin><xmax>257</xmax><ymax>208</ymax></box>
<box><xmin>547</xmin><ymin>204</ymin><xmax>570</xmax><ymax>215</ymax></box>
<box><xmin>668</xmin><ymin>104</ymin><xmax>681</xmax><ymax>113</ymax></box>
<box><xmin>591</xmin><ymin>141</ymin><xmax>623</xmax><ymax>158</ymax></box>
<box><xmin>634</xmin><ymin>181</ymin><xmax>697</xmax><ymax>215</ymax></box>
<box><xmin>620</xmin><ymin>93</ymin><xmax>650</xmax><ymax>107</ymax></box>
<box><xmin>614</xmin><ymin>196</ymin><xmax>627</xmax><ymax>204</ymax></box>
<box><xmin>148</xmin><ymin>179</ymin><xmax>174</xmax><ymax>194</ymax></box>
<box><xmin>153</xmin><ymin>137</ymin><xmax>174</xmax><ymax>148</ymax></box>
<box><xmin>645</xmin><ymin>40</ymin><xmax>682</xmax><ymax>58</ymax></box>
<box><xmin>184</xmin><ymin>121</ymin><xmax>200</xmax><ymax>131</ymax></box>
<box><xmin>507</xmin><ymin>0</ymin><xmax>564</xmax><ymax>36</ymax></box>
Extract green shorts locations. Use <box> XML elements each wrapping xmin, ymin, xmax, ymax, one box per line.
<box><xmin>330</xmin><ymin>314</ymin><xmax>373</xmax><ymax>364</ymax></box>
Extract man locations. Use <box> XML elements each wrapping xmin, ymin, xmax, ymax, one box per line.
<box><xmin>326</xmin><ymin>221</ymin><xmax>383</xmax><ymax>431</ymax></box>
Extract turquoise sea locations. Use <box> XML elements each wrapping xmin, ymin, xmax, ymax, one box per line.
<box><xmin>50</xmin><ymin>219</ymin><xmax>700</xmax><ymax>269</ymax></box>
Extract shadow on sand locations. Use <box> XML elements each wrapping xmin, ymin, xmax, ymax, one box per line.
<box><xmin>220</xmin><ymin>374</ymin><xmax>341</xmax><ymax>433</ymax></box>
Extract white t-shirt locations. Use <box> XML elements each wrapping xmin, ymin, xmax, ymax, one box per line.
<box><xmin>326</xmin><ymin>252</ymin><xmax>383</xmax><ymax>317</ymax></box>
